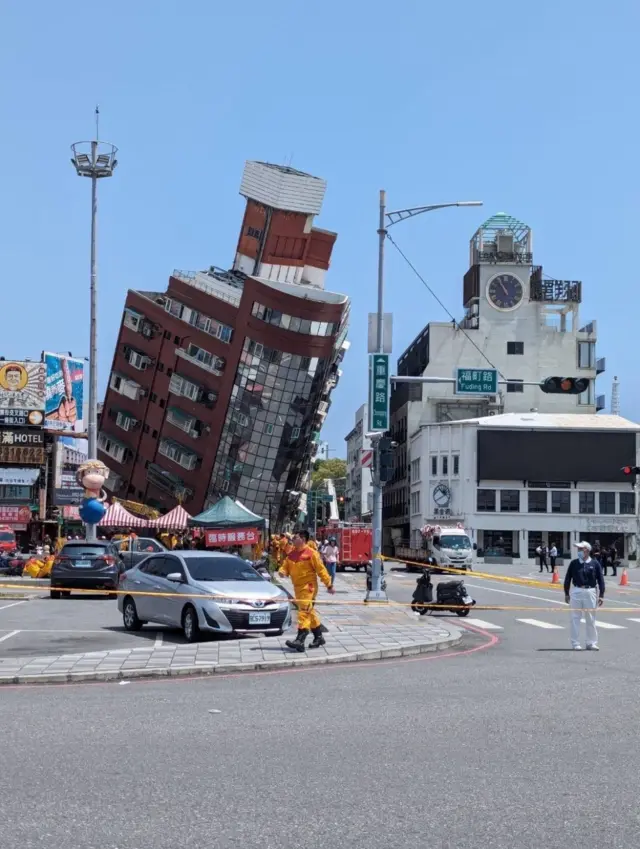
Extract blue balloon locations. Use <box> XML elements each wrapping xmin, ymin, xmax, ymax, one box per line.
<box><xmin>79</xmin><ymin>498</ymin><xmax>106</xmax><ymax>525</ymax></box>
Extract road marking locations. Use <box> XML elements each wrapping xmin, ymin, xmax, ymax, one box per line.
<box><xmin>627</xmin><ymin>618</ymin><xmax>640</xmax><ymax>624</ymax></box>
<box><xmin>465</xmin><ymin>582</ymin><xmax>640</xmax><ymax>609</ymax></box>
<box><xmin>0</xmin><ymin>630</ymin><xmax>20</xmax><ymax>643</ymax></box>
<box><xmin>463</xmin><ymin>618</ymin><xmax>503</xmax><ymax>631</ymax></box>
<box><xmin>0</xmin><ymin>600</ymin><xmax>28</xmax><ymax>612</ymax></box>
<box><xmin>516</xmin><ymin>618</ymin><xmax>564</xmax><ymax>630</ymax></box>
<box><xmin>154</xmin><ymin>632</ymin><xmax>163</xmax><ymax>648</ymax></box>
<box><xmin>580</xmin><ymin>619</ymin><xmax>626</xmax><ymax>630</ymax></box>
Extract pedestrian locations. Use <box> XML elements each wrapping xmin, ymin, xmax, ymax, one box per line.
<box><xmin>564</xmin><ymin>541</ymin><xmax>605</xmax><ymax>651</ymax></box>
<box><xmin>608</xmin><ymin>544</ymin><xmax>619</xmax><ymax>577</ymax></box>
<box><xmin>322</xmin><ymin>536</ymin><xmax>340</xmax><ymax>588</ymax></box>
<box><xmin>278</xmin><ymin>529</ymin><xmax>335</xmax><ymax>652</ymax></box>
<box><xmin>537</xmin><ymin>543</ymin><xmax>549</xmax><ymax>573</ymax></box>
<box><xmin>549</xmin><ymin>542</ymin><xmax>558</xmax><ymax>572</ymax></box>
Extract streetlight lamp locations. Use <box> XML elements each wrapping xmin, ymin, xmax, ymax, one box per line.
<box><xmin>368</xmin><ymin>192</ymin><xmax>483</xmax><ymax>601</ymax></box>
<box><xmin>70</xmin><ymin>127</ymin><xmax>118</xmax><ymax>542</ymax></box>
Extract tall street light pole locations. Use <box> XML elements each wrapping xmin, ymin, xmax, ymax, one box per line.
<box><xmin>368</xmin><ymin>192</ymin><xmax>483</xmax><ymax>599</ymax></box>
<box><xmin>71</xmin><ymin>115</ymin><xmax>118</xmax><ymax>542</ymax></box>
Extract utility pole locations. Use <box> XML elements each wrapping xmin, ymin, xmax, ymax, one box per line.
<box><xmin>71</xmin><ymin>110</ymin><xmax>118</xmax><ymax>542</ymax></box>
<box><xmin>367</xmin><ymin>191</ymin><xmax>482</xmax><ymax>600</ymax></box>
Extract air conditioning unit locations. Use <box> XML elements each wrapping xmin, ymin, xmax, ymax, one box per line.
<box><xmin>496</xmin><ymin>232</ymin><xmax>514</xmax><ymax>253</ymax></box>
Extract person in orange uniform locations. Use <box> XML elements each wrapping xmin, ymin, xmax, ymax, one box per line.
<box><xmin>279</xmin><ymin>529</ymin><xmax>335</xmax><ymax>652</ymax></box>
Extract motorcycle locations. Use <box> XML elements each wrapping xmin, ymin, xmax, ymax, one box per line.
<box><xmin>411</xmin><ymin>567</ymin><xmax>475</xmax><ymax>617</ymax></box>
<box><xmin>252</xmin><ymin>553</ymin><xmax>272</xmax><ymax>580</ymax></box>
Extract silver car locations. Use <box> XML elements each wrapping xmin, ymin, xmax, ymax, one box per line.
<box><xmin>118</xmin><ymin>550</ymin><xmax>291</xmax><ymax>642</ymax></box>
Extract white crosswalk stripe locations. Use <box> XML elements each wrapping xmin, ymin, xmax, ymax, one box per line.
<box><xmin>516</xmin><ymin>618</ymin><xmax>564</xmax><ymax>630</ymax></box>
<box><xmin>581</xmin><ymin>619</ymin><xmax>626</xmax><ymax>630</ymax></box>
<box><xmin>463</xmin><ymin>618</ymin><xmax>503</xmax><ymax>631</ymax></box>
<box><xmin>626</xmin><ymin>618</ymin><xmax>640</xmax><ymax>624</ymax></box>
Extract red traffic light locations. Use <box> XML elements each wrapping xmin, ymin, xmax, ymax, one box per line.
<box><xmin>539</xmin><ymin>377</ymin><xmax>590</xmax><ymax>394</ymax></box>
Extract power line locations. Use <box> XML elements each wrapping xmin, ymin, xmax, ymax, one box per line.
<box><xmin>385</xmin><ymin>232</ymin><xmax>507</xmax><ymax>381</ymax></box>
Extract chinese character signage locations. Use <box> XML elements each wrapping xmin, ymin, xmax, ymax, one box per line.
<box><xmin>204</xmin><ymin>527</ymin><xmax>260</xmax><ymax>547</ymax></box>
<box><xmin>62</xmin><ymin>505</ymin><xmax>81</xmax><ymax>520</ymax></box>
<box><xmin>0</xmin><ymin>505</ymin><xmax>32</xmax><ymax>525</ymax></box>
<box><xmin>455</xmin><ymin>368</ymin><xmax>498</xmax><ymax>396</ymax></box>
<box><xmin>44</xmin><ymin>353</ymin><xmax>85</xmax><ymax>433</ymax></box>
<box><xmin>530</xmin><ymin>280</ymin><xmax>581</xmax><ymax>303</ymax></box>
<box><xmin>0</xmin><ymin>361</ymin><xmax>45</xmax><ymax>426</ymax></box>
<box><xmin>0</xmin><ymin>445</ymin><xmax>45</xmax><ymax>464</ymax></box>
<box><xmin>368</xmin><ymin>353</ymin><xmax>390</xmax><ymax>432</ymax></box>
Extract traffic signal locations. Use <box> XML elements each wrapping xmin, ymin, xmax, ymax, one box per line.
<box><xmin>622</xmin><ymin>466</ymin><xmax>640</xmax><ymax>476</ymax></box>
<box><xmin>539</xmin><ymin>377</ymin><xmax>590</xmax><ymax>394</ymax></box>
<box><xmin>377</xmin><ymin>437</ymin><xmax>395</xmax><ymax>483</ymax></box>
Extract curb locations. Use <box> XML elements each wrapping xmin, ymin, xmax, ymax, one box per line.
<box><xmin>0</xmin><ymin>630</ymin><xmax>463</xmax><ymax>686</ymax></box>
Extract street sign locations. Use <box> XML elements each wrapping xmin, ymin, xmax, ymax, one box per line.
<box><xmin>455</xmin><ymin>367</ymin><xmax>498</xmax><ymax>396</ymax></box>
<box><xmin>368</xmin><ymin>354</ymin><xmax>390</xmax><ymax>431</ymax></box>
<box><xmin>360</xmin><ymin>449</ymin><xmax>373</xmax><ymax>469</ymax></box>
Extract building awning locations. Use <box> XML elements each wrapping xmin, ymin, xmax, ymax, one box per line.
<box><xmin>0</xmin><ymin>468</ymin><xmax>40</xmax><ymax>486</ymax></box>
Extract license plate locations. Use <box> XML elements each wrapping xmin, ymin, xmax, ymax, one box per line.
<box><xmin>462</xmin><ymin>596</ymin><xmax>473</xmax><ymax>604</ymax></box>
<box><xmin>74</xmin><ymin>561</ymin><xmax>92</xmax><ymax>569</ymax></box>
<box><xmin>249</xmin><ymin>612</ymin><xmax>271</xmax><ymax>625</ymax></box>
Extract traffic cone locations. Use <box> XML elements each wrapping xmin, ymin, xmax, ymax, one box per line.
<box><xmin>551</xmin><ymin>569</ymin><xmax>560</xmax><ymax>584</ymax></box>
<box><xmin>620</xmin><ymin>569</ymin><xmax>629</xmax><ymax>587</ymax></box>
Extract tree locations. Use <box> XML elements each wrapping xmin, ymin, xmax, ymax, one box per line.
<box><xmin>311</xmin><ymin>458</ymin><xmax>347</xmax><ymax>488</ymax></box>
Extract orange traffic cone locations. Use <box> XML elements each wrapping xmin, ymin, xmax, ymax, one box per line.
<box><xmin>551</xmin><ymin>569</ymin><xmax>560</xmax><ymax>584</ymax></box>
<box><xmin>620</xmin><ymin>569</ymin><xmax>629</xmax><ymax>587</ymax></box>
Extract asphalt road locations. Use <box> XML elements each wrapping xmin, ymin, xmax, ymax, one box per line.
<box><xmin>2</xmin><ymin>613</ymin><xmax>640</xmax><ymax>849</ymax></box>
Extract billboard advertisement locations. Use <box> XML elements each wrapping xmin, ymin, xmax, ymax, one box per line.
<box><xmin>0</xmin><ymin>361</ymin><xmax>45</xmax><ymax>427</ymax></box>
<box><xmin>44</xmin><ymin>353</ymin><xmax>85</xmax><ymax>433</ymax></box>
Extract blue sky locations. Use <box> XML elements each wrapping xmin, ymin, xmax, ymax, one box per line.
<box><xmin>1</xmin><ymin>0</ymin><xmax>638</xmax><ymax>457</ymax></box>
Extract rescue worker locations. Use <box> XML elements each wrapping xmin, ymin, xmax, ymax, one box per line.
<box><xmin>279</xmin><ymin>529</ymin><xmax>335</xmax><ymax>652</ymax></box>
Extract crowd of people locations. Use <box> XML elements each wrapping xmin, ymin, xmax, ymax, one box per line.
<box><xmin>536</xmin><ymin>539</ymin><xmax>620</xmax><ymax>576</ymax></box>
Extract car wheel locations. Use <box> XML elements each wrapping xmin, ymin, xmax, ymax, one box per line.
<box><xmin>50</xmin><ymin>590</ymin><xmax>61</xmax><ymax>599</ymax></box>
<box><xmin>182</xmin><ymin>605</ymin><xmax>200</xmax><ymax>643</ymax></box>
<box><xmin>123</xmin><ymin>597</ymin><xmax>143</xmax><ymax>631</ymax></box>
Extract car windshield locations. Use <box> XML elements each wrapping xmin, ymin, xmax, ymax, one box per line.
<box><xmin>0</xmin><ymin>532</ymin><xmax>15</xmax><ymax>542</ymax></box>
<box><xmin>60</xmin><ymin>544</ymin><xmax>110</xmax><ymax>558</ymax></box>
<box><xmin>186</xmin><ymin>556</ymin><xmax>263</xmax><ymax>582</ymax></box>
<box><xmin>439</xmin><ymin>535</ymin><xmax>472</xmax><ymax>551</ymax></box>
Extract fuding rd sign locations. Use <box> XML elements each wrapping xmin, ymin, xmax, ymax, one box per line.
<box><xmin>455</xmin><ymin>367</ymin><xmax>498</xmax><ymax>396</ymax></box>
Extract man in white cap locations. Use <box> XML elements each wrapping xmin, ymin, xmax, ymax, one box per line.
<box><xmin>563</xmin><ymin>541</ymin><xmax>605</xmax><ymax>651</ymax></box>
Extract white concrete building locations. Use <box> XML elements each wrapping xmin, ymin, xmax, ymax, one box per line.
<box><xmin>384</xmin><ymin>212</ymin><xmax>606</xmax><ymax>552</ymax></box>
<box><xmin>407</xmin><ymin>413</ymin><xmax>640</xmax><ymax>566</ymax></box>
<box><xmin>345</xmin><ymin>404</ymin><xmax>373</xmax><ymax>521</ymax></box>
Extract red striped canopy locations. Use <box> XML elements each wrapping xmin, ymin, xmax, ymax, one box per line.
<box><xmin>98</xmin><ymin>502</ymin><xmax>149</xmax><ymax>528</ymax></box>
<box><xmin>152</xmin><ymin>505</ymin><xmax>192</xmax><ymax>529</ymax></box>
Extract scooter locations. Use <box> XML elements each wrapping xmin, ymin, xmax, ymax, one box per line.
<box><xmin>411</xmin><ymin>567</ymin><xmax>475</xmax><ymax>617</ymax></box>
<box><xmin>252</xmin><ymin>553</ymin><xmax>272</xmax><ymax>580</ymax></box>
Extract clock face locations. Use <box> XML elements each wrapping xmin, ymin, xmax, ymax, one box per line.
<box><xmin>433</xmin><ymin>483</ymin><xmax>451</xmax><ymax>507</ymax></box>
<box><xmin>486</xmin><ymin>273</ymin><xmax>524</xmax><ymax>311</ymax></box>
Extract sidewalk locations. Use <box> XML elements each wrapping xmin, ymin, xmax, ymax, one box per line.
<box><xmin>0</xmin><ymin>575</ymin><xmax>462</xmax><ymax>685</ymax></box>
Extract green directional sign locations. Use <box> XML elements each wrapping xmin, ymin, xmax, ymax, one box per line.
<box><xmin>455</xmin><ymin>367</ymin><xmax>498</xmax><ymax>396</ymax></box>
<box><xmin>369</xmin><ymin>353</ymin><xmax>390</xmax><ymax>431</ymax></box>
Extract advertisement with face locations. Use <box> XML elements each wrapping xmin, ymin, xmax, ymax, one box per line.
<box><xmin>0</xmin><ymin>361</ymin><xmax>45</xmax><ymax>426</ymax></box>
<box><xmin>44</xmin><ymin>353</ymin><xmax>85</xmax><ymax>433</ymax></box>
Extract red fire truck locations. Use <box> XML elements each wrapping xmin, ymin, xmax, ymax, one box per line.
<box><xmin>318</xmin><ymin>521</ymin><xmax>372</xmax><ymax>571</ymax></box>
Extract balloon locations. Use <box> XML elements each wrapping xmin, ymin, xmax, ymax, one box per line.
<box><xmin>79</xmin><ymin>498</ymin><xmax>106</xmax><ymax>525</ymax></box>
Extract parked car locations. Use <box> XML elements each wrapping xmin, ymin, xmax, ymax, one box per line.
<box><xmin>118</xmin><ymin>551</ymin><xmax>291</xmax><ymax>642</ymax></box>
<box><xmin>115</xmin><ymin>536</ymin><xmax>168</xmax><ymax>569</ymax></box>
<box><xmin>50</xmin><ymin>540</ymin><xmax>126</xmax><ymax>599</ymax></box>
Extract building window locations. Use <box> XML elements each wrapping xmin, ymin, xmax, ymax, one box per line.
<box><xmin>579</xmin><ymin>491</ymin><xmax>595</xmax><ymax>514</ymax></box>
<box><xmin>528</xmin><ymin>491</ymin><xmax>548</xmax><ymax>513</ymax></box>
<box><xmin>442</xmin><ymin>456</ymin><xmax>448</xmax><ymax>475</ymax></box>
<box><xmin>507</xmin><ymin>381</ymin><xmax>524</xmax><ymax>393</ymax></box>
<box><xmin>410</xmin><ymin>491</ymin><xmax>421</xmax><ymax>515</ymax></box>
<box><xmin>599</xmin><ymin>492</ymin><xmax>615</xmax><ymax>515</ymax></box>
<box><xmin>158</xmin><ymin>438</ymin><xmax>197</xmax><ymax>471</ymax></box>
<box><xmin>98</xmin><ymin>434</ymin><xmax>127</xmax><ymax>464</ymax></box>
<box><xmin>265</xmin><ymin>424</ymin><xmax>274</xmax><ymax>436</ymax></box>
<box><xmin>123</xmin><ymin>309</ymin><xmax>141</xmax><ymax>332</ymax></box>
<box><xmin>551</xmin><ymin>490</ymin><xmax>570</xmax><ymax>514</ymax></box>
<box><xmin>110</xmin><ymin>373</ymin><xmax>142</xmax><ymax>401</ymax></box>
<box><xmin>431</xmin><ymin>456</ymin><xmax>437</xmax><ymax>476</ymax></box>
<box><xmin>150</xmin><ymin>392</ymin><xmax>158</xmax><ymax>403</ymax></box>
<box><xmin>578</xmin><ymin>380</ymin><xmax>595</xmax><ymax>406</ymax></box>
<box><xmin>247</xmin><ymin>226</ymin><xmax>263</xmax><ymax>240</ymax></box>
<box><xmin>166</xmin><ymin>407</ymin><xmax>197</xmax><ymax>435</ymax></box>
<box><xmin>251</xmin><ymin>302</ymin><xmax>336</xmax><ymax>338</ymax></box>
<box><xmin>507</xmin><ymin>342</ymin><xmax>524</xmax><ymax>355</ymax></box>
<box><xmin>483</xmin><ymin>531</ymin><xmax>515</xmax><ymax>557</ymax></box>
<box><xmin>169</xmin><ymin>373</ymin><xmax>201</xmax><ymax>402</ymax></box>
<box><xmin>0</xmin><ymin>485</ymin><xmax>31</xmax><ymax>500</ymax></box>
<box><xmin>477</xmin><ymin>489</ymin><xmax>496</xmax><ymax>512</ymax></box>
<box><xmin>578</xmin><ymin>341</ymin><xmax>595</xmax><ymax>369</ymax></box>
<box><xmin>528</xmin><ymin>531</ymin><xmax>543</xmax><ymax>559</ymax></box>
<box><xmin>452</xmin><ymin>455</ymin><xmax>459</xmax><ymax>476</ymax></box>
<box><xmin>411</xmin><ymin>458</ymin><xmax>421</xmax><ymax>481</ymax></box>
<box><xmin>291</xmin><ymin>427</ymin><xmax>301</xmax><ymax>440</ymax></box>
<box><xmin>164</xmin><ymin>299</ymin><xmax>184</xmax><ymax>319</ymax></box>
<box><xmin>115</xmin><ymin>411</ymin><xmax>135</xmax><ymax>432</ymax></box>
<box><xmin>620</xmin><ymin>492</ymin><xmax>635</xmax><ymax>515</ymax></box>
<box><xmin>500</xmin><ymin>489</ymin><xmax>520</xmax><ymax>512</ymax></box>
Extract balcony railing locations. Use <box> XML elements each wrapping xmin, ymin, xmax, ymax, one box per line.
<box><xmin>175</xmin><ymin>347</ymin><xmax>224</xmax><ymax>376</ymax></box>
<box><xmin>172</xmin><ymin>269</ymin><xmax>242</xmax><ymax>307</ymax></box>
